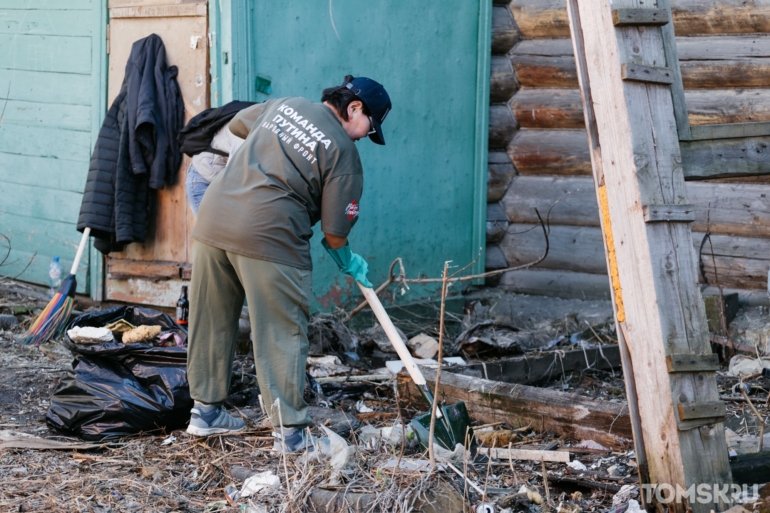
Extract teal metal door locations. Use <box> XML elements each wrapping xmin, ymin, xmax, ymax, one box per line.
<box><xmin>0</xmin><ymin>0</ymin><xmax>107</xmax><ymax>296</ymax></box>
<box><xmin>214</xmin><ymin>1</ymin><xmax>491</xmax><ymax>309</ymax></box>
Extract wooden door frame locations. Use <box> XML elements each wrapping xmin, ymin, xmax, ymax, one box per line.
<box><xmin>89</xmin><ymin>0</ymin><xmax>109</xmax><ymax>301</ymax></box>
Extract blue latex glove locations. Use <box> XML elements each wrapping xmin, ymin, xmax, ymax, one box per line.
<box><xmin>321</xmin><ymin>238</ymin><xmax>373</xmax><ymax>288</ymax></box>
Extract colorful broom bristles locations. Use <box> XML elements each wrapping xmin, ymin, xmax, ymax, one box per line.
<box><xmin>18</xmin><ymin>292</ymin><xmax>74</xmax><ymax>345</ymax></box>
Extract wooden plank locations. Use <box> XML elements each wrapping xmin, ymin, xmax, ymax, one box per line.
<box><xmin>107</xmin><ymin>258</ymin><xmax>182</xmax><ymax>281</ymax></box>
<box><xmin>106</xmin><ymin>277</ymin><xmax>187</xmax><ymax>307</ymax></box>
<box><xmin>612</xmin><ymin>8</ymin><xmax>670</xmax><ymax>26</ymax></box>
<box><xmin>677</xmin><ymin>401</ymin><xmax>726</xmax><ymax>421</ymax></box>
<box><xmin>478</xmin><ymin>447</ymin><xmax>571</xmax><ymax>463</ymax></box>
<box><xmin>620</xmin><ymin>63</ymin><xmax>674</xmax><ymax>85</ymax></box>
<box><xmin>642</xmin><ymin>204</ymin><xmax>695</xmax><ymax>223</ymax></box>
<box><xmin>0</xmin><ymin>70</ymin><xmax>93</xmax><ymax>106</ymax></box>
<box><xmin>454</xmin><ymin>344</ymin><xmax>621</xmax><ymax>385</ymax></box>
<box><xmin>503</xmin><ymin>176</ymin><xmax>770</xmax><ymax>239</ymax></box>
<box><xmin>511</xmin><ymin>88</ymin><xmax>585</xmax><ymax>129</ymax></box>
<box><xmin>0</xmin><ymin>125</ymin><xmax>91</xmax><ymax>162</ymax></box>
<box><xmin>0</xmin><ymin>34</ymin><xmax>91</xmax><ymax>74</ymax></box>
<box><xmin>690</xmin><ymin>122</ymin><xmax>770</xmax><ymax>140</ymax></box>
<box><xmin>570</xmin><ymin>0</ymin><xmax>731</xmax><ymax>504</ymax></box>
<box><xmin>681</xmin><ymin>136</ymin><xmax>770</xmax><ymax>180</ymax></box>
<box><xmin>511</xmin><ymin>0</ymin><xmax>770</xmax><ymax>38</ymax></box>
<box><xmin>0</xmin><ymin>100</ymin><xmax>90</xmax><ymax>131</ymax></box>
<box><xmin>0</xmin><ymin>0</ymin><xmax>92</xmax><ymax>9</ymax></box>
<box><xmin>0</xmin><ymin>182</ymin><xmax>83</xmax><ymax>224</ymax></box>
<box><xmin>0</xmin><ymin>153</ymin><xmax>88</xmax><ymax>193</ymax></box>
<box><xmin>666</xmin><ymin>354</ymin><xmax>719</xmax><ymax>373</ymax></box>
<box><xmin>657</xmin><ymin>0</ymin><xmax>691</xmax><ymax>140</ymax></box>
<box><xmin>487</xmin><ymin>151</ymin><xmax>515</xmax><ymax>202</ymax></box>
<box><xmin>110</xmin><ymin>4</ymin><xmax>207</xmax><ymax>18</ymax></box>
<box><xmin>0</xmin><ymin>10</ymin><xmax>94</xmax><ymax>36</ymax></box>
<box><xmin>397</xmin><ymin>367</ymin><xmax>634</xmax><ymax>450</ymax></box>
<box><xmin>498</xmin><ymin>268</ymin><xmax>612</xmax><ymax>299</ymax></box>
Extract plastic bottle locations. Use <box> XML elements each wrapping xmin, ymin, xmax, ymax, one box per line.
<box><xmin>176</xmin><ymin>285</ymin><xmax>189</xmax><ymax>326</ymax></box>
<box><xmin>48</xmin><ymin>256</ymin><xmax>62</xmax><ymax>296</ymax></box>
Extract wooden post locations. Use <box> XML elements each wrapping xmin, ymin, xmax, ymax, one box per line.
<box><xmin>565</xmin><ymin>1</ymin><xmax>732</xmax><ymax>512</ymax></box>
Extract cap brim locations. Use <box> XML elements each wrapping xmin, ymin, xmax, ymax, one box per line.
<box><xmin>368</xmin><ymin>116</ymin><xmax>385</xmax><ymax>145</ymax></box>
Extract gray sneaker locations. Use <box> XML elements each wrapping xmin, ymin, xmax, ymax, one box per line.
<box><xmin>272</xmin><ymin>427</ymin><xmax>315</xmax><ymax>453</ymax></box>
<box><xmin>187</xmin><ymin>403</ymin><xmax>246</xmax><ymax>436</ymax></box>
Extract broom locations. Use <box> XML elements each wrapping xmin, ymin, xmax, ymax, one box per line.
<box><xmin>19</xmin><ymin>227</ymin><xmax>91</xmax><ymax>345</ymax></box>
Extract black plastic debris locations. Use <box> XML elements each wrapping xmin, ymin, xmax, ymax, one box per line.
<box><xmin>46</xmin><ymin>306</ymin><xmax>192</xmax><ymax>441</ymax></box>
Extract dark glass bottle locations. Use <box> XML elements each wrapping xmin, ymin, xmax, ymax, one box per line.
<box><xmin>176</xmin><ymin>286</ymin><xmax>189</xmax><ymax>326</ymax></box>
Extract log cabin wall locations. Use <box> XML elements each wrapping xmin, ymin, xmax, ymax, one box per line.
<box><xmin>485</xmin><ymin>0</ymin><xmax>770</xmax><ymax>303</ymax></box>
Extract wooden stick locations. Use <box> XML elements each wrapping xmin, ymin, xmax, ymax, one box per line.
<box><xmin>314</xmin><ymin>374</ymin><xmax>392</xmax><ymax>384</ymax></box>
<box><xmin>429</xmin><ymin>260</ymin><xmax>451</xmax><ymax>469</ymax></box>
<box><xmin>477</xmin><ymin>447</ymin><xmax>571</xmax><ymax>463</ymax></box>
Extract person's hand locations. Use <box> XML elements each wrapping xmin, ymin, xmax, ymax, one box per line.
<box><xmin>322</xmin><ymin>238</ymin><xmax>373</xmax><ymax>288</ymax></box>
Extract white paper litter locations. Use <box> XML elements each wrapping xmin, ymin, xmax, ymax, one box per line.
<box><xmin>240</xmin><ymin>471</ymin><xmax>280</xmax><ymax>498</ymax></box>
<box><xmin>355</xmin><ymin>400</ymin><xmax>374</xmax><ymax>413</ymax></box>
<box><xmin>161</xmin><ymin>435</ymin><xmax>176</xmax><ymax>446</ymax></box>
<box><xmin>726</xmin><ymin>354</ymin><xmax>770</xmax><ymax>377</ymax></box>
<box><xmin>67</xmin><ymin>326</ymin><xmax>114</xmax><ymax>344</ymax></box>
<box><xmin>385</xmin><ymin>356</ymin><xmax>466</xmax><ymax>375</ymax></box>
<box><xmin>567</xmin><ymin>460</ymin><xmax>588</xmax><ymax>471</ymax></box>
<box><xmin>576</xmin><ymin>439</ymin><xmax>609</xmax><ymax>451</ymax></box>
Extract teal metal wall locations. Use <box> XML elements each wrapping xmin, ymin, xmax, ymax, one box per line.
<box><xmin>0</xmin><ymin>0</ymin><xmax>107</xmax><ymax>296</ymax></box>
<box><xmin>210</xmin><ymin>1</ymin><xmax>491</xmax><ymax>310</ymax></box>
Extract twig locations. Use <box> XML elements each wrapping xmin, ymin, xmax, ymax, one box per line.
<box><xmin>541</xmin><ymin>457</ymin><xmax>551</xmax><ymax>507</ymax></box>
<box><xmin>429</xmin><ymin>260</ymin><xmax>451</xmax><ymax>469</ymax></box>
<box><xmin>740</xmin><ymin>380</ymin><xmax>765</xmax><ymax>452</ymax></box>
<box><xmin>482</xmin><ymin>439</ymin><xmax>495</xmax><ymax>502</ymax></box>
<box><xmin>508</xmin><ymin>442</ymin><xmax>519</xmax><ymax>487</ymax></box>
<box><xmin>274</xmin><ymin>399</ymin><xmax>293</xmax><ymax>506</ymax></box>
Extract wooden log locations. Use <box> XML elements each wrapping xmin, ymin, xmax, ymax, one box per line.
<box><xmin>490</xmin><ymin>56</ymin><xmax>519</xmax><ymax>103</ymax></box>
<box><xmin>486</xmin><ymin>202</ymin><xmax>509</xmax><ymax>243</ymax></box>
<box><xmin>507</xmin><ymin>129</ymin><xmax>592</xmax><ymax>176</ymax></box>
<box><xmin>492</xmin><ymin>5</ymin><xmax>520</xmax><ymax>55</ymax></box>
<box><xmin>454</xmin><ymin>344</ymin><xmax>621</xmax><ymax>385</ymax></box>
<box><xmin>511</xmin><ymin>0</ymin><xmax>770</xmax><ymax>39</ymax></box>
<box><xmin>485</xmin><ymin>244</ymin><xmax>509</xmax><ymax>271</ymax></box>
<box><xmin>397</xmin><ymin>367</ymin><xmax>634</xmax><ymax>450</ymax></box>
<box><xmin>498</xmin><ymin>268</ymin><xmax>612</xmax><ymax>299</ymax></box>
<box><xmin>488</xmin><ymin>150</ymin><xmax>516</xmax><ymax>202</ymax></box>
<box><xmin>509</xmin><ymin>128</ymin><xmax>770</xmax><ymax>179</ymax></box>
<box><xmin>511</xmin><ymin>88</ymin><xmax>770</xmax><ymax>129</ymax></box>
<box><xmin>502</xmin><ymin>175</ymin><xmax>770</xmax><ymax>239</ymax></box>
<box><xmin>489</xmin><ymin>104</ymin><xmax>518</xmax><ymax>150</ymax></box>
<box><xmin>511</xmin><ymin>36</ymin><xmax>770</xmax><ymax>89</ymax></box>
<box><xmin>498</xmin><ymin>223</ymin><xmax>770</xmax><ymax>290</ymax></box>
<box><xmin>511</xmin><ymin>88</ymin><xmax>585</xmax><ymax>129</ymax></box>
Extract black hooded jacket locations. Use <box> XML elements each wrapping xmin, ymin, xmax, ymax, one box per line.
<box><xmin>77</xmin><ymin>34</ymin><xmax>184</xmax><ymax>254</ymax></box>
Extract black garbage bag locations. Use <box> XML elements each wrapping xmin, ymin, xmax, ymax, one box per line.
<box><xmin>46</xmin><ymin>306</ymin><xmax>192</xmax><ymax>441</ymax></box>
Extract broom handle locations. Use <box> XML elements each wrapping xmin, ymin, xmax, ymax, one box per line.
<box><xmin>358</xmin><ymin>283</ymin><xmax>427</xmax><ymax>386</ymax></box>
<box><xmin>70</xmin><ymin>227</ymin><xmax>91</xmax><ymax>275</ymax></box>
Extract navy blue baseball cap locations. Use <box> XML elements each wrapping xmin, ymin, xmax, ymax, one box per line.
<box><xmin>344</xmin><ymin>77</ymin><xmax>391</xmax><ymax>145</ymax></box>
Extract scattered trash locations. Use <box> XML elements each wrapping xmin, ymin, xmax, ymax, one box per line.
<box><xmin>361</xmin><ymin>322</ymin><xmax>408</xmax><ymax>354</ymax></box>
<box><xmin>611</xmin><ymin>484</ymin><xmax>639</xmax><ymax>507</ymax></box>
<box><xmin>407</xmin><ymin>333</ymin><xmax>439</xmax><ymax>359</ymax></box>
<box><xmin>205</xmin><ymin>500</ymin><xmax>229</xmax><ymax>512</ymax></box>
<box><xmin>306</xmin><ymin>355</ymin><xmax>351</xmax><ymax>378</ymax></box>
<box><xmin>67</xmin><ymin>326</ymin><xmax>114</xmax><ymax>344</ymax></box>
<box><xmin>240</xmin><ymin>471</ymin><xmax>280</xmax><ymax>498</ymax></box>
<box><xmin>122</xmin><ymin>325</ymin><xmax>162</xmax><ymax>344</ymax></box>
<box><xmin>518</xmin><ymin>485</ymin><xmax>544</xmax><ymax>505</ymax></box>
<box><xmin>433</xmin><ymin>442</ymin><xmax>468</xmax><ymax>465</ymax></box>
<box><xmin>161</xmin><ymin>435</ymin><xmax>176</xmax><ymax>446</ymax></box>
<box><xmin>322</xmin><ymin>425</ymin><xmax>356</xmax><ymax>470</ymax></box>
<box><xmin>557</xmin><ymin>502</ymin><xmax>581</xmax><ymax>513</ymax></box>
<box><xmin>355</xmin><ymin>399</ymin><xmax>374</xmax><ymax>413</ymax></box>
<box><xmin>727</xmin><ymin>354</ymin><xmax>770</xmax><ymax>377</ymax></box>
<box><xmin>380</xmin><ymin>457</ymin><xmax>431</xmax><ymax>472</ymax></box>
<box><xmin>358</xmin><ymin>422</ymin><xmax>415</xmax><ymax>449</ymax></box>
<box><xmin>567</xmin><ymin>460</ymin><xmax>588</xmax><ymax>471</ymax></box>
<box><xmin>725</xmin><ymin>427</ymin><xmax>770</xmax><ymax>455</ymax></box>
<box><xmin>576</xmin><ymin>439</ymin><xmax>609</xmax><ymax>451</ymax></box>
<box><xmin>475</xmin><ymin>502</ymin><xmax>495</xmax><ymax>513</ymax></box>
<box><xmin>384</xmin><ymin>356</ymin><xmax>466</xmax><ymax>375</ymax></box>
<box><xmin>475</xmin><ymin>429</ymin><xmax>518</xmax><ymax>447</ymax></box>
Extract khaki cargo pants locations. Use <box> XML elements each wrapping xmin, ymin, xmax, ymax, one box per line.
<box><xmin>187</xmin><ymin>241</ymin><xmax>312</xmax><ymax>428</ymax></box>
